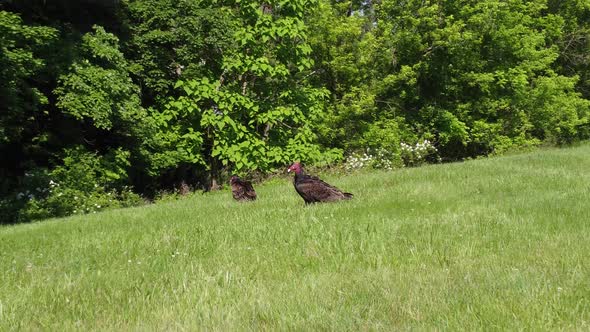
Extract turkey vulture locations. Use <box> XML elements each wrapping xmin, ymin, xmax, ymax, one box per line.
<box><xmin>287</xmin><ymin>162</ymin><xmax>353</xmax><ymax>204</ymax></box>
<box><xmin>230</xmin><ymin>175</ymin><xmax>257</xmax><ymax>202</ymax></box>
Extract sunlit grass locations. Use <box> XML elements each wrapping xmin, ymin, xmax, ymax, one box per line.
<box><xmin>1</xmin><ymin>144</ymin><xmax>590</xmax><ymax>330</ymax></box>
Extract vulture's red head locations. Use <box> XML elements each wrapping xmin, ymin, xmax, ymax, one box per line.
<box><xmin>229</xmin><ymin>175</ymin><xmax>239</xmax><ymax>184</ymax></box>
<box><xmin>287</xmin><ymin>162</ymin><xmax>303</xmax><ymax>174</ymax></box>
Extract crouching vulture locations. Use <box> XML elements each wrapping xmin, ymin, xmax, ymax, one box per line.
<box><xmin>287</xmin><ymin>162</ymin><xmax>353</xmax><ymax>204</ymax></box>
<box><xmin>230</xmin><ymin>175</ymin><xmax>257</xmax><ymax>201</ymax></box>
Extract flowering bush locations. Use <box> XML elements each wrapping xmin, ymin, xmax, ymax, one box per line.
<box><xmin>0</xmin><ymin>147</ymin><xmax>143</xmax><ymax>224</ymax></box>
<box><xmin>345</xmin><ymin>140</ymin><xmax>439</xmax><ymax>170</ymax></box>
<box><xmin>345</xmin><ymin>148</ymin><xmax>401</xmax><ymax>171</ymax></box>
<box><xmin>400</xmin><ymin>140</ymin><xmax>439</xmax><ymax>167</ymax></box>
<box><xmin>345</xmin><ymin>150</ymin><xmax>371</xmax><ymax>170</ymax></box>
<box><xmin>15</xmin><ymin>182</ymin><xmax>143</xmax><ymax>222</ymax></box>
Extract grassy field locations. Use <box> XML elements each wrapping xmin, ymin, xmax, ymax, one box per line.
<box><xmin>1</xmin><ymin>145</ymin><xmax>590</xmax><ymax>330</ymax></box>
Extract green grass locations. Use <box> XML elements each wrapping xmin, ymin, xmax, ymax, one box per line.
<box><xmin>2</xmin><ymin>145</ymin><xmax>590</xmax><ymax>330</ymax></box>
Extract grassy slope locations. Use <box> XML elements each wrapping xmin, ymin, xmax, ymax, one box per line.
<box><xmin>1</xmin><ymin>145</ymin><xmax>590</xmax><ymax>330</ymax></box>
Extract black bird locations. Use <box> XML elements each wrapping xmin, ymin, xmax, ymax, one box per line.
<box><xmin>229</xmin><ymin>175</ymin><xmax>257</xmax><ymax>201</ymax></box>
<box><xmin>287</xmin><ymin>162</ymin><xmax>353</xmax><ymax>204</ymax></box>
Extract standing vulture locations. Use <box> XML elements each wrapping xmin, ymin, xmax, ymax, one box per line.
<box><xmin>230</xmin><ymin>175</ymin><xmax>257</xmax><ymax>201</ymax></box>
<box><xmin>287</xmin><ymin>162</ymin><xmax>353</xmax><ymax>204</ymax></box>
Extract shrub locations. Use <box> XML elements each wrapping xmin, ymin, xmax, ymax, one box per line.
<box><xmin>345</xmin><ymin>140</ymin><xmax>439</xmax><ymax>171</ymax></box>
<box><xmin>345</xmin><ymin>148</ymin><xmax>401</xmax><ymax>171</ymax></box>
<box><xmin>400</xmin><ymin>140</ymin><xmax>439</xmax><ymax>167</ymax></box>
<box><xmin>0</xmin><ymin>147</ymin><xmax>143</xmax><ymax>224</ymax></box>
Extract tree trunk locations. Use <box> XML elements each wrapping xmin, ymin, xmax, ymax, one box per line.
<box><xmin>209</xmin><ymin>155</ymin><xmax>221</xmax><ymax>191</ymax></box>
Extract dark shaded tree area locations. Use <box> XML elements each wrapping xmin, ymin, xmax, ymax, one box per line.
<box><xmin>1</xmin><ymin>0</ymin><xmax>589</xmax><ymax>223</ymax></box>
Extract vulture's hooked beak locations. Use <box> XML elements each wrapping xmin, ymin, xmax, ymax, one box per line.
<box><xmin>287</xmin><ymin>169</ymin><xmax>291</xmax><ymax>173</ymax></box>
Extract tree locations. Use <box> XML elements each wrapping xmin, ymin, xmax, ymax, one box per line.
<box><xmin>311</xmin><ymin>0</ymin><xmax>590</xmax><ymax>159</ymax></box>
<box><xmin>0</xmin><ymin>11</ymin><xmax>57</xmax><ymax>195</ymax></box>
<box><xmin>122</xmin><ymin>0</ymin><xmax>237</xmax><ymax>107</ymax></box>
<box><xmin>156</xmin><ymin>0</ymin><xmax>336</xmax><ymax>188</ymax></box>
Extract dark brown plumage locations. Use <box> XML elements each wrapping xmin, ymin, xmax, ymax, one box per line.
<box><xmin>230</xmin><ymin>175</ymin><xmax>257</xmax><ymax>202</ymax></box>
<box><xmin>287</xmin><ymin>162</ymin><xmax>353</xmax><ymax>204</ymax></box>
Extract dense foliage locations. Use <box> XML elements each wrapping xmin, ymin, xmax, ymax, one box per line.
<box><xmin>1</xmin><ymin>0</ymin><xmax>590</xmax><ymax>223</ymax></box>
